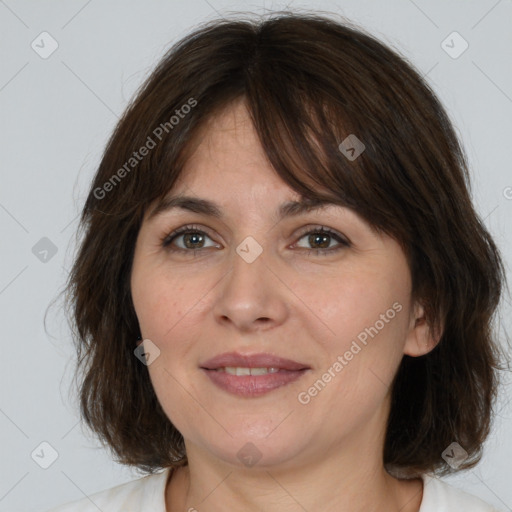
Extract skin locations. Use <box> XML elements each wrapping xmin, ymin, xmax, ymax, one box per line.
<box><xmin>130</xmin><ymin>98</ymin><xmax>439</xmax><ymax>512</ymax></box>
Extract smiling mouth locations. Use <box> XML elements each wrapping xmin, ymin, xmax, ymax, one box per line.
<box><xmin>201</xmin><ymin>367</ymin><xmax>310</xmax><ymax>397</ymax></box>
<box><xmin>212</xmin><ymin>367</ymin><xmax>283</xmax><ymax>375</ymax></box>
<box><xmin>199</xmin><ymin>351</ymin><xmax>310</xmax><ymax>397</ymax></box>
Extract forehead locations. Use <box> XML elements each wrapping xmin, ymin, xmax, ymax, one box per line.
<box><xmin>165</xmin><ymin>100</ymin><xmax>302</xmax><ymax>206</ymax></box>
<box><xmin>182</xmin><ymin>100</ymin><xmax>269</xmax><ymax>178</ymax></box>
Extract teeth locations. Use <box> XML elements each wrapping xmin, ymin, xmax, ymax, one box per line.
<box><xmin>220</xmin><ymin>367</ymin><xmax>280</xmax><ymax>375</ymax></box>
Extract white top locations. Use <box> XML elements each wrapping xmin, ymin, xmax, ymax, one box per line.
<box><xmin>44</xmin><ymin>468</ymin><xmax>502</xmax><ymax>511</ymax></box>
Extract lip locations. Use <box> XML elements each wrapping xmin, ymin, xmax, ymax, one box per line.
<box><xmin>200</xmin><ymin>352</ymin><xmax>310</xmax><ymax>371</ymax></box>
<box><xmin>200</xmin><ymin>352</ymin><xmax>311</xmax><ymax>397</ymax></box>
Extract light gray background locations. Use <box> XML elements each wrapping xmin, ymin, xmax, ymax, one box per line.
<box><xmin>1</xmin><ymin>1</ymin><xmax>511</xmax><ymax>511</ymax></box>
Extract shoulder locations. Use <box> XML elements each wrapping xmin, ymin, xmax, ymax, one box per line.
<box><xmin>420</xmin><ymin>473</ymin><xmax>502</xmax><ymax>512</ymax></box>
<box><xmin>43</xmin><ymin>468</ymin><xmax>171</xmax><ymax>512</ymax></box>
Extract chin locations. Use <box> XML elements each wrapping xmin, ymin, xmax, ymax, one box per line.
<box><xmin>190</xmin><ymin>427</ymin><xmax>311</xmax><ymax>470</ymax></box>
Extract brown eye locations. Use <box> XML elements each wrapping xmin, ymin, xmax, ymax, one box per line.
<box><xmin>293</xmin><ymin>226</ymin><xmax>350</xmax><ymax>255</ymax></box>
<box><xmin>161</xmin><ymin>224</ymin><xmax>350</xmax><ymax>256</ymax></box>
<box><xmin>161</xmin><ymin>224</ymin><xmax>218</xmax><ymax>252</ymax></box>
<box><xmin>175</xmin><ymin>231</ymin><xmax>207</xmax><ymax>249</ymax></box>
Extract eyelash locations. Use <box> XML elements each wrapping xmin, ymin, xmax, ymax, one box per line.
<box><xmin>160</xmin><ymin>223</ymin><xmax>350</xmax><ymax>256</ymax></box>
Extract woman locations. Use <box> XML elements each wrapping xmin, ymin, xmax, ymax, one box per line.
<box><xmin>47</xmin><ymin>11</ymin><xmax>507</xmax><ymax>512</ymax></box>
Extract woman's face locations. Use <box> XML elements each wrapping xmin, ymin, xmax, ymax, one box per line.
<box><xmin>130</xmin><ymin>99</ymin><xmax>429</xmax><ymax>469</ymax></box>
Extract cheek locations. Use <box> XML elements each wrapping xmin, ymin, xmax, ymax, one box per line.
<box><xmin>131</xmin><ymin>259</ymin><xmax>198</xmax><ymax>338</ymax></box>
<box><xmin>131</xmin><ymin>263</ymin><xmax>212</xmax><ymax>385</ymax></box>
<box><xmin>295</xmin><ymin>264</ymin><xmax>408</xmax><ymax>339</ymax></box>
<box><xmin>131</xmin><ymin>267</ymin><xmax>205</xmax><ymax>432</ymax></box>
<box><xmin>294</xmin><ymin>277</ymin><xmax>409</xmax><ymax>435</ymax></box>
<box><xmin>299</xmin><ymin>265</ymin><xmax>411</xmax><ymax>386</ymax></box>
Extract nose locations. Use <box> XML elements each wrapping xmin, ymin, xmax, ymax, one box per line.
<box><xmin>212</xmin><ymin>243</ymin><xmax>290</xmax><ymax>333</ymax></box>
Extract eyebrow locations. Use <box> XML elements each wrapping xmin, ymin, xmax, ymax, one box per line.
<box><xmin>147</xmin><ymin>194</ymin><xmax>342</xmax><ymax>222</ymax></box>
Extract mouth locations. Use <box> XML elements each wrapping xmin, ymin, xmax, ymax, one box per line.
<box><xmin>200</xmin><ymin>352</ymin><xmax>310</xmax><ymax>371</ymax></box>
<box><xmin>200</xmin><ymin>352</ymin><xmax>311</xmax><ymax>397</ymax></box>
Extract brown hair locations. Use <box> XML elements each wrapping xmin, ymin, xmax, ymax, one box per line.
<box><xmin>63</xmin><ymin>11</ymin><xmax>509</xmax><ymax>477</ymax></box>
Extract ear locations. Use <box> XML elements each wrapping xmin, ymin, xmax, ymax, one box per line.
<box><xmin>403</xmin><ymin>301</ymin><xmax>442</xmax><ymax>357</ymax></box>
